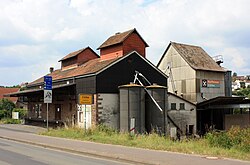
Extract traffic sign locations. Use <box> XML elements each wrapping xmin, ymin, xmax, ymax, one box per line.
<box><xmin>79</xmin><ymin>94</ymin><xmax>93</xmax><ymax>105</ymax></box>
<box><xmin>44</xmin><ymin>90</ymin><xmax>52</xmax><ymax>103</ymax></box>
<box><xmin>44</xmin><ymin>76</ymin><xmax>52</xmax><ymax>90</ymax></box>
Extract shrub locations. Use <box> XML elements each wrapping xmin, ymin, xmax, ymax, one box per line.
<box><xmin>13</xmin><ymin>108</ymin><xmax>27</xmax><ymax>119</ymax></box>
<box><xmin>206</xmin><ymin>126</ymin><xmax>250</xmax><ymax>152</ymax></box>
<box><xmin>0</xmin><ymin>110</ymin><xmax>8</xmax><ymax>119</ymax></box>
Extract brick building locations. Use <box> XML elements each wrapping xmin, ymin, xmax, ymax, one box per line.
<box><xmin>9</xmin><ymin>29</ymin><xmax>167</xmax><ymax>129</ymax></box>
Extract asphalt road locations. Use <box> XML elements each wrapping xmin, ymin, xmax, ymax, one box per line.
<box><xmin>0</xmin><ymin>138</ymin><xmax>130</xmax><ymax>165</ymax></box>
<box><xmin>0</xmin><ymin>124</ymin><xmax>249</xmax><ymax>165</ymax></box>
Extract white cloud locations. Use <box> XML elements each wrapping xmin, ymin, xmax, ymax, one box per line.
<box><xmin>1</xmin><ymin>0</ymin><xmax>250</xmax><ymax>85</ymax></box>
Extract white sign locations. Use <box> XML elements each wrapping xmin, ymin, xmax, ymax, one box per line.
<box><xmin>170</xmin><ymin>127</ymin><xmax>177</xmax><ymax>139</ymax></box>
<box><xmin>130</xmin><ymin>118</ymin><xmax>135</xmax><ymax>135</ymax></box>
<box><xmin>12</xmin><ymin>112</ymin><xmax>19</xmax><ymax>119</ymax></box>
<box><xmin>44</xmin><ymin>90</ymin><xmax>52</xmax><ymax>103</ymax></box>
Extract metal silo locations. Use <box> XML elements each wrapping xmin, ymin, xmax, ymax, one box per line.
<box><xmin>119</xmin><ymin>83</ymin><xmax>145</xmax><ymax>133</ymax></box>
<box><xmin>146</xmin><ymin>84</ymin><xmax>168</xmax><ymax>135</ymax></box>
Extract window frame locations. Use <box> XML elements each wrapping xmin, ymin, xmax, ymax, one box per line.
<box><xmin>179</xmin><ymin>103</ymin><xmax>185</xmax><ymax>110</ymax></box>
<box><xmin>170</xmin><ymin>103</ymin><xmax>177</xmax><ymax>110</ymax></box>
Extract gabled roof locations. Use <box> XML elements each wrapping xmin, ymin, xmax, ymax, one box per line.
<box><xmin>97</xmin><ymin>28</ymin><xmax>149</xmax><ymax>49</ymax></box>
<box><xmin>158</xmin><ymin>42</ymin><xmax>225</xmax><ymax>72</ymax></box>
<box><xmin>28</xmin><ymin>51</ymin><xmax>167</xmax><ymax>87</ymax></box>
<box><xmin>59</xmin><ymin>46</ymin><xmax>99</xmax><ymax>62</ymax></box>
<box><xmin>0</xmin><ymin>87</ymin><xmax>19</xmax><ymax>102</ymax></box>
<box><xmin>28</xmin><ymin>57</ymin><xmax>118</xmax><ymax>86</ymax></box>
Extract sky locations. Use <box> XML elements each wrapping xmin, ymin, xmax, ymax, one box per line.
<box><xmin>1</xmin><ymin>0</ymin><xmax>250</xmax><ymax>86</ymax></box>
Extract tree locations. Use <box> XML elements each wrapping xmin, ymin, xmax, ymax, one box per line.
<box><xmin>0</xmin><ymin>99</ymin><xmax>15</xmax><ymax>118</ymax></box>
<box><xmin>232</xmin><ymin>72</ymin><xmax>237</xmax><ymax>82</ymax></box>
<box><xmin>234</xmin><ymin>88</ymin><xmax>250</xmax><ymax>99</ymax></box>
<box><xmin>232</xmin><ymin>72</ymin><xmax>237</xmax><ymax>77</ymax></box>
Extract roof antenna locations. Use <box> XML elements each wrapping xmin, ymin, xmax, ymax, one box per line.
<box><xmin>212</xmin><ymin>55</ymin><xmax>223</xmax><ymax>66</ymax></box>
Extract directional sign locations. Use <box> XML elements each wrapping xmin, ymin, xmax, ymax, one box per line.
<box><xmin>44</xmin><ymin>90</ymin><xmax>52</xmax><ymax>103</ymax></box>
<box><xmin>44</xmin><ymin>76</ymin><xmax>52</xmax><ymax>90</ymax></box>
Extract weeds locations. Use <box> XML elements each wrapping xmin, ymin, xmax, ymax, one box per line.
<box><xmin>206</xmin><ymin>126</ymin><xmax>250</xmax><ymax>153</ymax></box>
<box><xmin>41</xmin><ymin>125</ymin><xmax>250</xmax><ymax>161</ymax></box>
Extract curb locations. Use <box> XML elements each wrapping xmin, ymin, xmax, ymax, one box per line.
<box><xmin>0</xmin><ymin>136</ymin><xmax>156</xmax><ymax>165</ymax></box>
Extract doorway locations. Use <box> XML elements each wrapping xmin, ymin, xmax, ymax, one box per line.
<box><xmin>77</xmin><ymin>105</ymin><xmax>92</xmax><ymax>129</ymax></box>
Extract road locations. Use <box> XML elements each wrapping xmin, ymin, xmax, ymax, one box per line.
<box><xmin>0</xmin><ymin>124</ymin><xmax>249</xmax><ymax>165</ymax></box>
<box><xmin>0</xmin><ymin>138</ymin><xmax>129</xmax><ymax>165</ymax></box>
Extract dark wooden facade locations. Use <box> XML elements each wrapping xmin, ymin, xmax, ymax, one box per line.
<box><xmin>76</xmin><ymin>52</ymin><xmax>167</xmax><ymax>95</ymax></box>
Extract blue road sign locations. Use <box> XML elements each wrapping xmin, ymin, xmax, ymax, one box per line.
<box><xmin>44</xmin><ymin>76</ymin><xmax>52</xmax><ymax>90</ymax></box>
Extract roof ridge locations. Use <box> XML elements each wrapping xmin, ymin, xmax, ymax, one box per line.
<box><xmin>59</xmin><ymin>47</ymin><xmax>88</xmax><ymax>62</ymax></box>
<box><xmin>170</xmin><ymin>41</ymin><xmax>202</xmax><ymax>48</ymax></box>
<box><xmin>97</xmin><ymin>28</ymin><xmax>148</xmax><ymax>50</ymax></box>
<box><xmin>97</xmin><ymin>28</ymin><xmax>135</xmax><ymax>50</ymax></box>
<box><xmin>169</xmin><ymin>42</ymin><xmax>225</xmax><ymax>72</ymax></box>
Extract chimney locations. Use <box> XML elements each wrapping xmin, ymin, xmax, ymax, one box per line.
<box><xmin>50</xmin><ymin>67</ymin><xmax>54</xmax><ymax>73</ymax></box>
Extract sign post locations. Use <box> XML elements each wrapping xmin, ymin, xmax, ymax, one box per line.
<box><xmin>44</xmin><ymin>76</ymin><xmax>52</xmax><ymax>131</ymax></box>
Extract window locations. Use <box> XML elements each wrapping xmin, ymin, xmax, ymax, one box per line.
<box><xmin>69</xmin><ymin>103</ymin><xmax>72</xmax><ymax>111</ymax></box>
<box><xmin>79</xmin><ymin>112</ymin><xmax>83</xmax><ymax>123</ymax></box>
<box><xmin>186</xmin><ymin>125</ymin><xmax>194</xmax><ymax>136</ymax></box>
<box><xmin>180</xmin><ymin>103</ymin><xmax>185</xmax><ymax>110</ymax></box>
<box><xmin>170</xmin><ymin>103</ymin><xmax>176</xmax><ymax>110</ymax></box>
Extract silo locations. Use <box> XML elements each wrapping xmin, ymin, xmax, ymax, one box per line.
<box><xmin>146</xmin><ymin>84</ymin><xmax>168</xmax><ymax>134</ymax></box>
<box><xmin>119</xmin><ymin>83</ymin><xmax>145</xmax><ymax>133</ymax></box>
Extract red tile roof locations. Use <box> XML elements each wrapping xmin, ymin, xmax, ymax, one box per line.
<box><xmin>97</xmin><ymin>28</ymin><xmax>149</xmax><ymax>49</ymax></box>
<box><xmin>28</xmin><ymin>57</ymin><xmax>119</xmax><ymax>86</ymax></box>
<box><xmin>0</xmin><ymin>87</ymin><xmax>19</xmax><ymax>102</ymax></box>
<box><xmin>59</xmin><ymin>47</ymin><xmax>99</xmax><ymax>62</ymax></box>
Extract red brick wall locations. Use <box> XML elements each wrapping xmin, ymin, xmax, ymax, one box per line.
<box><xmin>100</xmin><ymin>44</ymin><xmax>123</xmax><ymax>60</ymax></box>
<box><xmin>77</xmin><ymin>48</ymin><xmax>99</xmax><ymax>65</ymax></box>
<box><xmin>123</xmin><ymin>32</ymin><xmax>146</xmax><ymax>58</ymax></box>
<box><xmin>100</xmin><ymin>32</ymin><xmax>146</xmax><ymax>60</ymax></box>
<box><xmin>61</xmin><ymin>57</ymin><xmax>77</xmax><ymax>69</ymax></box>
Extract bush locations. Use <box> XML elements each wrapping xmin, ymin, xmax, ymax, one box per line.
<box><xmin>206</xmin><ymin>126</ymin><xmax>250</xmax><ymax>152</ymax></box>
<box><xmin>13</xmin><ymin>108</ymin><xmax>27</xmax><ymax>119</ymax></box>
<box><xmin>0</xmin><ymin>99</ymin><xmax>15</xmax><ymax>118</ymax></box>
<box><xmin>0</xmin><ymin>109</ymin><xmax>8</xmax><ymax>119</ymax></box>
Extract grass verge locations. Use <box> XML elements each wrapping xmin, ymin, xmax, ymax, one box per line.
<box><xmin>0</xmin><ymin>118</ymin><xmax>22</xmax><ymax>124</ymax></box>
<box><xmin>40</xmin><ymin>125</ymin><xmax>250</xmax><ymax>161</ymax></box>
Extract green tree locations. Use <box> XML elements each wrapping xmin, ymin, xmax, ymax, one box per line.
<box><xmin>232</xmin><ymin>72</ymin><xmax>237</xmax><ymax>77</ymax></box>
<box><xmin>232</xmin><ymin>72</ymin><xmax>237</xmax><ymax>82</ymax></box>
<box><xmin>235</xmin><ymin>88</ymin><xmax>250</xmax><ymax>99</ymax></box>
<box><xmin>0</xmin><ymin>99</ymin><xmax>15</xmax><ymax>118</ymax></box>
